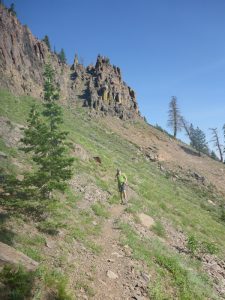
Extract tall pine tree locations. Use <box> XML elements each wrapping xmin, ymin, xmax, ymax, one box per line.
<box><xmin>8</xmin><ymin>3</ymin><xmax>16</xmax><ymax>16</ymax></box>
<box><xmin>58</xmin><ymin>48</ymin><xmax>67</xmax><ymax>64</ymax></box>
<box><xmin>42</xmin><ymin>35</ymin><xmax>51</xmax><ymax>50</ymax></box>
<box><xmin>167</xmin><ymin>96</ymin><xmax>182</xmax><ymax>138</ymax></box>
<box><xmin>21</xmin><ymin>63</ymin><xmax>74</xmax><ymax>198</ymax></box>
<box><xmin>189</xmin><ymin>126</ymin><xmax>209</xmax><ymax>156</ymax></box>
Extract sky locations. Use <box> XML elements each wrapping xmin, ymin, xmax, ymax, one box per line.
<box><xmin>4</xmin><ymin>0</ymin><xmax>225</xmax><ymax>149</ymax></box>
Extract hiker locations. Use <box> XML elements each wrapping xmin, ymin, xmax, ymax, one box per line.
<box><xmin>115</xmin><ymin>169</ymin><xmax>127</xmax><ymax>204</ymax></box>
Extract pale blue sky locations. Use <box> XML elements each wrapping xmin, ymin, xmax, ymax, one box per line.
<box><xmin>4</xmin><ymin>0</ymin><xmax>225</xmax><ymax>148</ymax></box>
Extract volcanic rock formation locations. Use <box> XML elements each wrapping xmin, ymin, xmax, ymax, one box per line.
<box><xmin>0</xmin><ymin>4</ymin><xmax>139</xmax><ymax>119</ymax></box>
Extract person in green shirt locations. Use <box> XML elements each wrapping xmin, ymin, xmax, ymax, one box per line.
<box><xmin>115</xmin><ymin>169</ymin><xmax>127</xmax><ymax>204</ymax></box>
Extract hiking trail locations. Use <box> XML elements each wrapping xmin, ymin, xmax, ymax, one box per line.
<box><xmin>76</xmin><ymin>204</ymin><xmax>150</xmax><ymax>300</ymax></box>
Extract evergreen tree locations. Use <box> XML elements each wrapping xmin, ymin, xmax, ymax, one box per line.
<box><xmin>189</xmin><ymin>126</ymin><xmax>209</xmax><ymax>156</ymax></box>
<box><xmin>42</xmin><ymin>35</ymin><xmax>51</xmax><ymax>50</ymax></box>
<box><xmin>223</xmin><ymin>124</ymin><xmax>225</xmax><ymax>158</ymax></box>
<box><xmin>209</xmin><ymin>128</ymin><xmax>223</xmax><ymax>162</ymax></box>
<box><xmin>58</xmin><ymin>48</ymin><xmax>67</xmax><ymax>64</ymax></box>
<box><xmin>21</xmin><ymin>63</ymin><xmax>74</xmax><ymax>198</ymax></box>
<box><xmin>8</xmin><ymin>3</ymin><xmax>16</xmax><ymax>16</ymax></box>
<box><xmin>167</xmin><ymin>96</ymin><xmax>182</xmax><ymax>138</ymax></box>
<box><xmin>210</xmin><ymin>150</ymin><xmax>219</xmax><ymax>161</ymax></box>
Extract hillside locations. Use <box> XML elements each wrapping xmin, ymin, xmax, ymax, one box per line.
<box><xmin>0</xmin><ymin>89</ymin><xmax>225</xmax><ymax>299</ymax></box>
<box><xmin>1</xmin><ymin>3</ymin><xmax>225</xmax><ymax>300</ymax></box>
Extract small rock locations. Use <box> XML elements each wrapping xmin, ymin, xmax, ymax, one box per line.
<box><xmin>123</xmin><ymin>245</ymin><xmax>132</xmax><ymax>256</ymax></box>
<box><xmin>208</xmin><ymin>200</ymin><xmax>216</xmax><ymax>206</ymax></box>
<box><xmin>138</xmin><ymin>213</ymin><xmax>155</xmax><ymax>228</ymax></box>
<box><xmin>111</xmin><ymin>252</ymin><xmax>123</xmax><ymax>258</ymax></box>
<box><xmin>16</xmin><ymin>174</ymin><xmax>24</xmax><ymax>181</ymax></box>
<box><xmin>92</xmin><ymin>221</ymin><xmax>97</xmax><ymax>226</ymax></box>
<box><xmin>45</xmin><ymin>240</ymin><xmax>54</xmax><ymax>249</ymax></box>
<box><xmin>107</xmin><ymin>270</ymin><xmax>118</xmax><ymax>279</ymax></box>
<box><xmin>141</xmin><ymin>272</ymin><xmax>150</xmax><ymax>282</ymax></box>
<box><xmin>99</xmin><ymin>279</ymin><xmax>107</xmax><ymax>286</ymax></box>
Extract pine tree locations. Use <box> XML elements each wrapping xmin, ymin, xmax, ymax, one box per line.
<box><xmin>42</xmin><ymin>35</ymin><xmax>51</xmax><ymax>50</ymax></box>
<box><xmin>189</xmin><ymin>126</ymin><xmax>209</xmax><ymax>156</ymax></box>
<box><xmin>209</xmin><ymin>128</ymin><xmax>223</xmax><ymax>162</ymax></box>
<box><xmin>167</xmin><ymin>96</ymin><xmax>182</xmax><ymax>138</ymax></box>
<box><xmin>223</xmin><ymin>124</ymin><xmax>225</xmax><ymax>159</ymax></box>
<box><xmin>21</xmin><ymin>63</ymin><xmax>74</xmax><ymax>198</ymax></box>
<box><xmin>58</xmin><ymin>48</ymin><xmax>67</xmax><ymax>64</ymax></box>
<box><xmin>8</xmin><ymin>3</ymin><xmax>16</xmax><ymax>16</ymax></box>
<box><xmin>210</xmin><ymin>150</ymin><xmax>219</xmax><ymax>161</ymax></box>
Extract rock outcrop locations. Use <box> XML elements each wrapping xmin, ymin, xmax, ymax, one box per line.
<box><xmin>0</xmin><ymin>4</ymin><xmax>139</xmax><ymax>119</ymax></box>
<box><xmin>0</xmin><ymin>241</ymin><xmax>39</xmax><ymax>271</ymax></box>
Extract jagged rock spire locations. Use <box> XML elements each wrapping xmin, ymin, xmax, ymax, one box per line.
<box><xmin>0</xmin><ymin>6</ymin><xmax>140</xmax><ymax>119</ymax></box>
<box><xmin>71</xmin><ymin>53</ymin><xmax>79</xmax><ymax>70</ymax></box>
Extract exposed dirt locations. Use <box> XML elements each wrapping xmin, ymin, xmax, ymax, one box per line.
<box><xmin>74</xmin><ymin>204</ymin><xmax>150</xmax><ymax>300</ymax></box>
<box><xmin>103</xmin><ymin>117</ymin><xmax>225</xmax><ymax>195</ymax></box>
<box><xmin>70</xmin><ymin>174</ymin><xmax>110</xmax><ymax>209</ymax></box>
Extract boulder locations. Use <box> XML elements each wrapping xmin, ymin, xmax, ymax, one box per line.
<box><xmin>138</xmin><ymin>213</ymin><xmax>155</xmax><ymax>228</ymax></box>
<box><xmin>0</xmin><ymin>242</ymin><xmax>39</xmax><ymax>271</ymax></box>
<box><xmin>106</xmin><ymin>270</ymin><xmax>118</xmax><ymax>279</ymax></box>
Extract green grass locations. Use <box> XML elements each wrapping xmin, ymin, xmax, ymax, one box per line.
<box><xmin>1</xmin><ymin>89</ymin><xmax>225</xmax><ymax>298</ymax></box>
<box><xmin>0</xmin><ymin>264</ymin><xmax>35</xmax><ymax>300</ymax></box>
<box><xmin>151</xmin><ymin>220</ymin><xmax>166</xmax><ymax>238</ymax></box>
<box><xmin>39</xmin><ymin>267</ymin><xmax>72</xmax><ymax>300</ymax></box>
<box><xmin>119</xmin><ymin>223</ymin><xmax>217</xmax><ymax>300</ymax></box>
<box><xmin>91</xmin><ymin>202</ymin><xmax>110</xmax><ymax>218</ymax></box>
<box><xmin>75</xmin><ymin>280</ymin><xmax>95</xmax><ymax>297</ymax></box>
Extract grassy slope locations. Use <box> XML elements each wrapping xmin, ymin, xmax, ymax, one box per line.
<box><xmin>0</xmin><ymin>89</ymin><xmax>225</xmax><ymax>299</ymax></box>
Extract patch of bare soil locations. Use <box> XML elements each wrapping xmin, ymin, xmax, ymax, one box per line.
<box><xmin>70</xmin><ymin>175</ymin><xmax>110</xmax><ymax>209</ymax></box>
<box><xmin>102</xmin><ymin>117</ymin><xmax>225</xmax><ymax>195</ymax></box>
<box><xmin>74</xmin><ymin>205</ymin><xmax>150</xmax><ymax>300</ymax></box>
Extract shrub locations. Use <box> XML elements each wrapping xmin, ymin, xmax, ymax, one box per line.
<box><xmin>201</xmin><ymin>241</ymin><xmax>218</xmax><ymax>255</ymax></box>
<box><xmin>187</xmin><ymin>235</ymin><xmax>218</xmax><ymax>256</ymax></box>
<box><xmin>187</xmin><ymin>235</ymin><xmax>199</xmax><ymax>255</ymax></box>
<box><xmin>91</xmin><ymin>202</ymin><xmax>109</xmax><ymax>218</ymax></box>
<box><xmin>152</xmin><ymin>221</ymin><xmax>166</xmax><ymax>238</ymax></box>
<box><xmin>0</xmin><ymin>264</ymin><xmax>35</xmax><ymax>300</ymax></box>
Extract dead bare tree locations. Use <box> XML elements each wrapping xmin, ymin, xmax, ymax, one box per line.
<box><xmin>167</xmin><ymin>96</ymin><xmax>182</xmax><ymax>138</ymax></box>
<box><xmin>180</xmin><ymin>116</ymin><xmax>191</xmax><ymax>139</ymax></box>
<box><xmin>209</xmin><ymin>128</ymin><xmax>224</xmax><ymax>162</ymax></box>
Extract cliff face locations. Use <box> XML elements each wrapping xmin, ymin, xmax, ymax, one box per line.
<box><xmin>0</xmin><ymin>5</ymin><xmax>139</xmax><ymax>119</ymax></box>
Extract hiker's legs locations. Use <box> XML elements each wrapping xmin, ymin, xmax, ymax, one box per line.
<box><xmin>120</xmin><ymin>191</ymin><xmax>123</xmax><ymax>203</ymax></box>
<box><xmin>123</xmin><ymin>190</ymin><xmax>127</xmax><ymax>202</ymax></box>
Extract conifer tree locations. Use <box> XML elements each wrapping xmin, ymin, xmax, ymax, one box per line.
<box><xmin>58</xmin><ymin>48</ymin><xmax>67</xmax><ymax>64</ymax></box>
<box><xmin>42</xmin><ymin>35</ymin><xmax>51</xmax><ymax>50</ymax></box>
<box><xmin>210</xmin><ymin>150</ymin><xmax>218</xmax><ymax>161</ymax></box>
<box><xmin>21</xmin><ymin>63</ymin><xmax>74</xmax><ymax>198</ymax></box>
<box><xmin>167</xmin><ymin>96</ymin><xmax>182</xmax><ymax>138</ymax></box>
<box><xmin>189</xmin><ymin>126</ymin><xmax>209</xmax><ymax>156</ymax></box>
<box><xmin>8</xmin><ymin>3</ymin><xmax>16</xmax><ymax>16</ymax></box>
<box><xmin>223</xmin><ymin>124</ymin><xmax>225</xmax><ymax>159</ymax></box>
<box><xmin>209</xmin><ymin>128</ymin><xmax>223</xmax><ymax>162</ymax></box>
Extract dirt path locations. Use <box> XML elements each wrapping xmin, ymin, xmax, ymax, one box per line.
<box><xmin>77</xmin><ymin>204</ymin><xmax>150</xmax><ymax>300</ymax></box>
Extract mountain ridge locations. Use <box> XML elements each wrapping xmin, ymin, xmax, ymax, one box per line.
<box><xmin>0</xmin><ymin>4</ymin><xmax>139</xmax><ymax>120</ymax></box>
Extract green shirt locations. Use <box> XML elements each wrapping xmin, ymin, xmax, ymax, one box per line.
<box><xmin>117</xmin><ymin>174</ymin><xmax>127</xmax><ymax>185</ymax></box>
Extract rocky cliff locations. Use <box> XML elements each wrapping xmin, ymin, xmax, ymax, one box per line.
<box><xmin>0</xmin><ymin>4</ymin><xmax>139</xmax><ymax>119</ymax></box>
